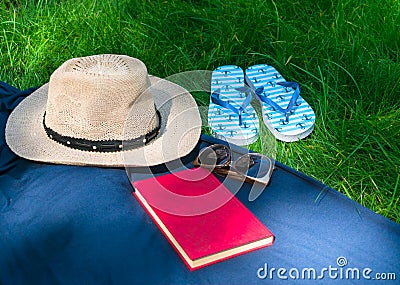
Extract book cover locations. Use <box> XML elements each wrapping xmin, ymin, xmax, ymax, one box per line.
<box><xmin>132</xmin><ymin>167</ymin><xmax>274</xmax><ymax>270</ymax></box>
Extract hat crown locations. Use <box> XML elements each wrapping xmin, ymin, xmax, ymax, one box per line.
<box><xmin>45</xmin><ymin>54</ymin><xmax>157</xmax><ymax>141</ymax></box>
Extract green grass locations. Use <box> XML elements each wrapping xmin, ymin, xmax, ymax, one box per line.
<box><xmin>0</xmin><ymin>0</ymin><xmax>399</xmax><ymax>222</ymax></box>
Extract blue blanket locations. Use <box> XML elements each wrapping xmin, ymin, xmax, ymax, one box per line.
<box><xmin>1</xmin><ymin>82</ymin><xmax>399</xmax><ymax>285</ymax></box>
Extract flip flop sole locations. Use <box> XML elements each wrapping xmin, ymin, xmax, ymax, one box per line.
<box><xmin>208</xmin><ymin>65</ymin><xmax>259</xmax><ymax>146</ymax></box>
<box><xmin>246</xmin><ymin>64</ymin><xmax>315</xmax><ymax>142</ymax></box>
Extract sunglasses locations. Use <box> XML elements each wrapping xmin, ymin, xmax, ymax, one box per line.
<box><xmin>192</xmin><ymin>144</ymin><xmax>273</xmax><ymax>186</ymax></box>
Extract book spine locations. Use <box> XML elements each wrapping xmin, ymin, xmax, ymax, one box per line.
<box><xmin>132</xmin><ymin>190</ymin><xmax>195</xmax><ymax>271</ymax></box>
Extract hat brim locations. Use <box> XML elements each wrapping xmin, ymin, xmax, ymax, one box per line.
<box><xmin>5</xmin><ymin>76</ymin><xmax>202</xmax><ymax>167</ymax></box>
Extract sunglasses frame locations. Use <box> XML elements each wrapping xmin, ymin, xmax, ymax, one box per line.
<box><xmin>192</xmin><ymin>144</ymin><xmax>274</xmax><ymax>186</ymax></box>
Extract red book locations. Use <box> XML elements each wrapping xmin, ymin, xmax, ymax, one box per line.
<box><xmin>132</xmin><ymin>167</ymin><xmax>274</xmax><ymax>271</ymax></box>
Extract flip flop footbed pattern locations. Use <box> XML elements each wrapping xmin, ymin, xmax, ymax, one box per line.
<box><xmin>208</xmin><ymin>65</ymin><xmax>259</xmax><ymax>146</ymax></box>
<box><xmin>246</xmin><ymin>64</ymin><xmax>315</xmax><ymax>142</ymax></box>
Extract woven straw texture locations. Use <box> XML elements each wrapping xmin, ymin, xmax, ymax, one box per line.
<box><xmin>5</xmin><ymin>54</ymin><xmax>201</xmax><ymax>167</ymax></box>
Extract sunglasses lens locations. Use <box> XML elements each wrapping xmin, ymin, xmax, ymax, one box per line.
<box><xmin>234</xmin><ymin>154</ymin><xmax>271</xmax><ymax>180</ymax></box>
<box><xmin>198</xmin><ymin>145</ymin><xmax>230</xmax><ymax>167</ymax></box>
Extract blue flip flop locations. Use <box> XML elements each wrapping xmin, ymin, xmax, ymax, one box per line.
<box><xmin>208</xmin><ymin>65</ymin><xmax>259</xmax><ymax>146</ymax></box>
<box><xmin>245</xmin><ymin>64</ymin><xmax>315</xmax><ymax>142</ymax></box>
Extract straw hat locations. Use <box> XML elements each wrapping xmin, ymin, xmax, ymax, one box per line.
<box><xmin>5</xmin><ymin>54</ymin><xmax>201</xmax><ymax>167</ymax></box>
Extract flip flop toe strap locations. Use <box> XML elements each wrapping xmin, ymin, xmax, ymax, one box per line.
<box><xmin>211</xmin><ymin>88</ymin><xmax>253</xmax><ymax>126</ymax></box>
<box><xmin>245</xmin><ymin>75</ymin><xmax>300</xmax><ymax>122</ymax></box>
